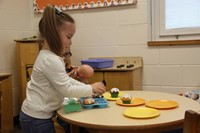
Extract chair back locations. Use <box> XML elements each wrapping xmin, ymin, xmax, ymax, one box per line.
<box><xmin>183</xmin><ymin>110</ymin><xmax>200</xmax><ymax>133</ymax></box>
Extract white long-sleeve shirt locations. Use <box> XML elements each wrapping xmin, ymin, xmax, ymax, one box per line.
<box><xmin>21</xmin><ymin>50</ymin><xmax>93</xmax><ymax>119</ymax></box>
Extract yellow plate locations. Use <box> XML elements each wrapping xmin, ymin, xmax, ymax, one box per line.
<box><xmin>123</xmin><ymin>107</ymin><xmax>160</xmax><ymax>119</ymax></box>
<box><xmin>103</xmin><ymin>92</ymin><xmax>123</xmax><ymax>101</ymax></box>
<box><xmin>145</xmin><ymin>100</ymin><xmax>178</xmax><ymax>109</ymax></box>
<box><xmin>116</xmin><ymin>98</ymin><xmax>146</xmax><ymax>107</ymax></box>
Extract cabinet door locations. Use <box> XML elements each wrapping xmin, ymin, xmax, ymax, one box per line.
<box><xmin>88</xmin><ymin>72</ymin><xmax>103</xmax><ymax>84</ymax></box>
<box><xmin>104</xmin><ymin>71</ymin><xmax>133</xmax><ymax>91</ymax></box>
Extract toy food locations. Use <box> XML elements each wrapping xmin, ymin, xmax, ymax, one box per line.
<box><xmin>93</xmin><ymin>93</ymin><xmax>104</xmax><ymax>98</ymax></box>
<box><xmin>121</xmin><ymin>94</ymin><xmax>132</xmax><ymax>104</ymax></box>
<box><xmin>83</xmin><ymin>97</ymin><xmax>95</xmax><ymax>105</ymax></box>
<box><xmin>110</xmin><ymin>88</ymin><xmax>120</xmax><ymax>98</ymax></box>
<box><xmin>62</xmin><ymin>98</ymin><xmax>82</xmax><ymax>113</ymax></box>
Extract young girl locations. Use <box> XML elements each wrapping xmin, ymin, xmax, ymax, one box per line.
<box><xmin>19</xmin><ymin>5</ymin><xmax>106</xmax><ymax>133</ymax></box>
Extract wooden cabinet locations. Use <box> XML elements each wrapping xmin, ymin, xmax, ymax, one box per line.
<box><xmin>16</xmin><ymin>39</ymin><xmax>43</xmax><ymax>106</ymax></box>
<box><xmin>0</xmin><ymin>73</ymin><xmax>13</xmax><ymax>133</ymax></box>
<box><xmin>88</xmin><ymin>57</ymin><xmax>142</xmax><ymax>91</ymax></box>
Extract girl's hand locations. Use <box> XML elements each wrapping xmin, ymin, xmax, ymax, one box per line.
<box><xmin>67</xmin><ymin>68</ymin><xmax>78</xmax><ymax>79</ymax></box>
<box><xmin>91</xmin><ymin>82</ymin><xmax>106</xmax><ymax>95</ymax></box>
<box><xmin>67</xmin><ymin>67</ymin><xmax>86</xmax><ymax>82</ymax></box>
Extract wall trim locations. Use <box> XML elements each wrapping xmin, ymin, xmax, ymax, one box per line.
<box><xmin>148</xmin><ymin>40</ymin><xmax>200</xmax><ymax>46</ymax></box>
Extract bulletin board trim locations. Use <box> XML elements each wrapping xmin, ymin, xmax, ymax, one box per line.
<box><xmin>33</xmin><ymin>0</ymin><xmax>137</xmax><ymax>14</ymax></box>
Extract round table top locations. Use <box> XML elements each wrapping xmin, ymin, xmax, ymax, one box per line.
<box><xmin>57</xmin><ymin>91</ymin><xmax>200</xmax><ymax>131</ymax></box>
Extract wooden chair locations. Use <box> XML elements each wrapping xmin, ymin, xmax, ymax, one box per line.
<box><xmin>52</xmin><ymin>116</ymin><xmax>66</xmax><ymax>133</ymax></box>
<box><xmin>183</xmin><ymin>110</ymin><xmax>200</xmax><ymax>133</ymax></box>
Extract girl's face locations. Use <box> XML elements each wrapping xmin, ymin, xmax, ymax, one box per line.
<box><xmin>59</xmin><ymin>22</ymin><xmax>76</xmax><ymax>55</ymax></box>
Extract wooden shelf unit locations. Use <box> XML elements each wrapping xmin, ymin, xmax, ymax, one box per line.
<box><xmin>16</xmin><ymin>39</ymin><xmax>43</xmax><ymax>106</ymax></box>
<box><xmin>0</xmin><ymin>73</ymin><xmax>13</xmax><ymax>133</ymax></box>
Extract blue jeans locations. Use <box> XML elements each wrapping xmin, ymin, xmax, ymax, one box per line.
<box><xmin>19</xmin><ymin>111</ymin><xmax>56</xmax><ymax>133</ymax></box>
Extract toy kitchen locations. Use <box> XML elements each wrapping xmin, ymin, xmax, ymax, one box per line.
<box><xmin>82</xmin><ymin>57</ymin><xmax>143</xmax><ymax>91</ymax></box>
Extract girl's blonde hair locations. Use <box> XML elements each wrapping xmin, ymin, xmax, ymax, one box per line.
<box><xmin>39</xmin><ymin>5</ymin><xmax>75</xmax><ymax>56</ymax></box>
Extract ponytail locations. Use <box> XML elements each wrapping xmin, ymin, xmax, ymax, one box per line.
<box><xmin>39</xmin><ymin>5</ymin><xmax>75</xmax><ymax>56</ymax></box>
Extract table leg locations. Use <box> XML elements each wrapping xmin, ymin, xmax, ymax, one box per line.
<box><xmin>70</xmin><ymin>124</ymin><xmax>80</xmax><ymax>133</ymax></box>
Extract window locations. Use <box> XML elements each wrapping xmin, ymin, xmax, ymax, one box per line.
<box><xmin>165</xmin><ymin>0</ymin><xmax>200</xmax><ymax>30</ymax></box>
<box><xmin>150</xmin><ymin>0</ymin><xmax>200</xmax><ymax>41</ymax></box>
